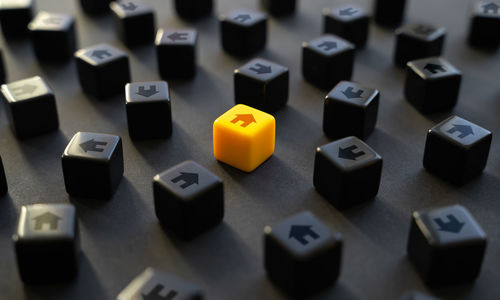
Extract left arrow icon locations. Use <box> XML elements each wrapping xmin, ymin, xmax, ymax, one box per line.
<box><xmin>79</xmin><ymin>139</ymin><xmax>108</xmax><ymax>153</ymax></box>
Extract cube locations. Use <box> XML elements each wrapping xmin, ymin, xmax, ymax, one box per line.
<box><xmin>261</xmin><ymin>0</ymin><xmax>296</xmax><ymax>16</ymax></box>
<box><xmin>323</xmin><ymin>80</ymin><xmax>379</xmax><ymax>139</ymax></box>
<box><xmin>374</xmin><ymin>0</ymin><xmax>407</xmax><ymax>27</ymax></box>
<box><xmin>0</xmin><ymin>155</ymin><xmax>7</xmax><ymax>196</ymax></box>
<box><xmin>110</xmin><ymin>0</ymin><xmax>155</xmax><ymax>46</ymax></box>
<box><xmin>13</xmin><ymin>203</ymin><xmax>79</xmax><ymax>284</ymax></box>
<box><xmin>234</xmin><ymin>57</ymin><xmax>289</xmax><ymax>113</ymax></box>
<box><xmin>0</xmin><ymin>0</ymin><xmax>33</xmax><ymax>38</ymax></box>
<box><xmin>220</xmin><ymin>9</ymin><xmax>267</xmax><ymax>57</ymax></box>
<box><xmin>61</xmin><ymin>132</ymin><xmax>124</xmax><ymax>199</ymax></box>
<box><xmin>394</xmin><ymin>23</ymin><xmax>446</xmax><ymax>67</ymax></box>
<box><xmin>75</xmin><ymin>43</ymin><xmax>131</xmax><ymax>99</ymax></box>
<box><xmin>155</xmin><ymin>28</ymin><xmax>197</xmax><ymax>79</ymax></box>
<box><xmin>302</xmin><ymin>34</ymin><xmax>355</xmax><ymax>90</ymax></box>
<box><xmin>264</xmin><ymin>211</ymin><xmax>343</xmax><ymax>297</ymax></box>
<box><xmin>1</xmin><ymin>76</ymin><xmax>59</xmax><ymax>139</ymax></box>
<box><xmin>213</xmin><ymin>104</ymin><xmax>275</xmax><ymax>172</ymax></box>
<box><xmin>314</xmin><ymin>136</ymin><xmax>383</xmax><ymax>209</ymax></box>
<box><xmin>174</xmin><ymin>0</ymin><xmax>212</xmax><ymax>20</ymax></box>
<box><xmin>407</xmin><ymin>205</ymin><xmax>487</xmax><ymax>286</ymax></box>
<box><xmin>153</xmin><ymin>160</ymin><xmax>224</xmax><ymax>239</ymax></box>
<box><xmin>423</xmin><ymin>116</ymin><xmax>491</xmax><ymax>185</ymax></box>
<box><xmin>125</xmin><ymin>81</ymin><xmax>172</xmax><ymax>139</ymax></box>
<box><xmin>323</xmin><ymin>5</ymin><xmax>370</xmax><ymax>48</ymax></box>
<box><xmin>468</xmin><ymin>1</ymin><xmax>500</xmax><ymax>48</ymax></box>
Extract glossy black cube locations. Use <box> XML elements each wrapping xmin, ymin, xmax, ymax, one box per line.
<box><xmin>155</xmin><ymin>28</ymin><xmax>197</xmax><ymax>79</ymax></box>
<box><xmin>174</xmin><ymin>0</ymin><xmax>212</xmax><ymax>20</ymax></box>
<box><xmin>153</xmin><ymin>160</ymin><xmax>224</xmax><ymax>239</ymax></box>
<box><xmin>261</xmin><ymin>0</ymin><xmax>296</xmax><ymax>16</ymax></box>
<box><xmin>234</xmin><ymin>58</ymin><xmax>289</xmax><ymax>113</ymax></box>
<box><xmin>13</xmin><ymin>204</ymin><xmax>79</xmax><ymax>284</ymax></box>
<box><xmin>407</xmin><ymin>205</ymin><xmax>487</xmax><ymax>287</ymax></box>
<box><xmin>323</xmin><ymin>81</ymin><xmax>379</xmax><ymax>139</ymax></box>
<box><xmin>220</xmin><ymin>9</ymin><xmax>267</xmax><ymax>57</ymax></box>
<box><xmin>0</xmin><ymin>156</ymin><xmax>7</xmax><ymax>196</ymax></box>
<box><xmin>80</xmin><ymin>0</ymin><xmax>112</xmax><ymax>15</ymax></box>
<box><xmin>374</xmin><ymin>0</ymin><xmax>406</xmax><ymax>27</ymax></box>
<box><xmin>394</xmin><ymin>23</ymin><xmax>446</xmax><ymax>67</ymax></box>
<box><xmin>314</xmin><ymin>137</ymin><xmax>382</xmax><ymax>209</ymax></box>
<box><xmin>0</xmin><ymin>0</ymin><xmax>33</xmax><ymax>38</ymax></box>
<box><xmin>1</xmin><ymin>76</ymin><xmax>59</xmax><ymax>139</ymax></box>
<box><xmin>62</xmin><ymin>132</ymin><xmax>124</xmax><ymax>199</ymax></box>
<box><xmin>468</xmin><ymin>1</ymin><xmax>500</xmax><ymax>48</ymax></box>
<box><xmin>110</xmin><ymin>0</ymin><xmax>155</xmax><ymax>46</ymax></box>
<box><xmin>323</xmin><ymin>5</ymin><xmax>370</xmax><ymax>48</ymax></box>
<box><xmin>423</xmin><ymin>116</ymin><xmax>491</xmax><ymax>185</ymax></box>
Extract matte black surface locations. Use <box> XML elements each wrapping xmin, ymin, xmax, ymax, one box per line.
<box><xmin>1</xmin><ymin>1</ymin><xmax>500</xmax><ymax>299</ymax></box>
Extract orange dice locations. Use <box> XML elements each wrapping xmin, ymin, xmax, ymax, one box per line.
<box><xmin>213</xmin><ymin>104</ymin><xmax>275</xmax><ymax>172</ymax></box>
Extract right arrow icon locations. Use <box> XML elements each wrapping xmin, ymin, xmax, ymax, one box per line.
<box><xmin>434</xmin><ymin>214</ymin><xmax>465</xmax><ymax>234</ymax></box>
<box><xmin>424</xmin><ymin>63</ymin><xmax>446</xmax><ymax>74</ymax></box>
<box><xmin>142</xmin><ymin>284</ymin><xmax>178</xmax><ymax>300</ymax></box>
<box><xmin>447</xmin><ymin>124</ymin><xmax>474</xmax><ymax>138</ymax></box>
<box><xmin>338</xmin><ymin>145</ymin><xmax>365</xmax><ymax>161</ymax></box>
<box><xmin>289</xmin><ymin>225</ymin><xmax>320</xmax><ymax>246</ymax></box>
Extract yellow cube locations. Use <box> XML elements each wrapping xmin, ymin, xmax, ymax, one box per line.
<box><xmin>213</xmin><ymin>104</ymin><xmax>275</xmax><ymax>172</ymax></box>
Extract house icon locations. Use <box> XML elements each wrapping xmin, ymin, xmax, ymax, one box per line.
<box><xmin>482</xmin><ymin>2</ymin><xmax>500</xmax><ymax>14</ymax></box>
<box><xmin>32</xmin><ymin>212</ymin><xmax>62</xmax><ymax>230</ymax></box>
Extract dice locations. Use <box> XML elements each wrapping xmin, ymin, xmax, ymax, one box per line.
<box><xmin>261</xmin><ymin>0</ymin><xmax>297</xmax><ymax>16</ymax></box>
<box><xmin>0</xmin><ymin>0</ymin><xmax>33</xmax><ymax>38</ymax></box>
<box><xmin>323</xmin><ymin>5</ymin><xmax>370</xmax><ymax>48</ymax></box>
<box><xmin>75</xmin><ymin>43</ymin><xmax>131</xmax><ymax>99</ymax></box>
<box><xmin>323</xmin><ymin>81</ymin><xmax>379</xmax><ymax>139</ymax></box>
<box><xmin>153</xmin><ymin>160</ymin><xmax>224</xmax><ymax>239</ymax></box>
<box><xmin>174</xmin><ymin>0</ymin><xmax>213</xmax><ymax>20</ymax></box>
<box><xmin>314</xmin><ymin>136</ymin><xmax>383</xmax><ymax>209</ymax></box>
<box><xmin>155</xmin><ymin>28</ymin><xmax>197</xmax><ymax>79</ymax></box>
<box><xmin>61</xmin><ymin>132</ymin><xmax>124</xmax><ymax>199</ymax></box>
<box><xmin>125</xmin><ymin>81</ymin><xmax>172</xmax><ymax>139</ymax></box>
<box><xmin>394</xmin><ymin>23</ymin><xmax>446</xmax><ymax>67</ymax></box>
<box><xmin>423</xmin><ymin>116</ymin><xmax>491</xmax><ymax>185</ymax></box>
<box><xmin>13</xmin><ymin>203</ymin><xmax>79</xmax><ymax>284</ymax></box>
<box><xmin>407</xmin><ymin>205</ymin><xmax>487</xmax><ymax>286</ymax></box>
<box><xmin>264</xmin><ymin>211</ymin><xmax>343</xmax><ymax>297</ymax></box>
<box><xmin>0</xmin><ymin>155</ymin><xmax>7</xmax><ymax>196</ymax></box>
<box><xmin>234</xmin><ymin>58</ymin><xmax>289</xmax><ymax>113</ymax></box>
<box><xmin>374</xmin><ymin>0</ymin><xmax>407</xmax><ymax>27</ymax></box>
<box><xmin>28</xmin><ymin>12</ymin><xmax>77</xmax><ymax>62</ymax></box>
<box><xmin>110</xmin><ymin>0</ymin><xmax>155</xmax><ymax>46</ymax></box>
<box><xmin>220</xmin><ymin>9</ymin><xmax>267</xmax><ymax>57</ymax></box>
<box><xmin>213</xmin><ymin>104</ymin><xmax>275</xmax><ymax>172</ymax></box>
<box><xmin>80</xmin><ymin>0</ymin><xmax>112</xmax><ymax>15</ymax></box>
<box><xmin>302</xmin><ymin>34</ymin><xmax>355</xmax><ymax>90</ymax></box>
<box><xmin>117</xmin><ymin>268</ymin><xmax>204</xmax><ymax>300</ymax></box>
<box><xmin>468</xmin><ymin>1</ymin><xmax>500</xmax><ymax>48</ymax></box>
<box><xmin>1</xmin><ymin>76</ymin><xmax>59</xmax><ymax>139</ymax></box>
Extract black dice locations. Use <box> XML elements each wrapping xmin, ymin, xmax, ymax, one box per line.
<box><xmin>314</xmin><ymin>136</ymin><xmax>383</xmax><ymax>209</ymax></box>
<box><xmin>155</xmin><ymin>28</ymin><xmax>197</xmax><ymax>79</ymax></box>
<box><xmin>153</xmin><ymin>160</ymin><xmax>223</xmax><ymax>239</ymax></box>
<box><xmin>1</xmin><ymin>76</ymin><xmax>59</xmax><ymax>138</ymax></box>
<box><xmin>13</xmin><ymin>203</ymin><xmax>79</xmax><ymax>284</ymax></box>
<box><xmin>468</xmin><ymin>1</ymin><xmax>500</xmax><ymax>48</ymax></box>
<box><xmin>220</xmin><ymin>9</ymin><xmax>267</xmax><ymax>57</ymax></box>
<box><xmin>423</xmin><ymin>116</ymin><xmax>491</xmax><ymax>185</ymax></box>
<box><xmin>264</xmin><ymin>211</ymin><xmax>342</xmax><ymax>297</ymax></box>
<box><xmin>174</xmin><ymin>0</ymin><xmax>212</xmax><ymax>20</ymax></box>
<box><xmin>261</xmin><ymin>0</ymin><xmax>296</xmax><ymax>16</ymax></box>
<box><xmin>80</xmin><ymin>0</ymin><xmax>112</xmax><ymax>15</ymax></box>
<box><xmin>117</xmin><ymin>268</ymin><xmax>204</xmax><ymax>300</ymax></box>
<box><xmin>110</xmin><ymin>0</ymin><xmax>155</xmax><ymax>46</ymax></box>
<box><xmin>400</xmin><ymin>291</ymin><xmax>442</xmax><ymax>300</ymax></box>
<box><xmin>323</xmin><ymin>81</ymin><xmax>379</xmax><ymax>139</ymax></box>
<box><xmin>394</xmin><ymin>23</ymin><xmax>446</xmax><ymax>67</ymax></box>
<box><xmin>234</xmin><ymin>58</ymin><xmax>289</xmax><ymax>113</ymax></box>
<box><xmin>0</xmin><ymin>155</ymin><xmax>7</xmax><ymax>196</ymax></box>
<box><xmin>407</xmin><ymin>205</ymin><xmax>487</xmax><ymax>286</ymax></box>
<box><xmin>0</xmin><ymin>0</ymin><xmax>33</xmax><ymax>38</ymax></box>
<box><xmin>0</xmin><ymin>48</ymin><xmax>6</xmax><ymax>84</ymax></box>
<box><xmin>323</xmin><ymin>5</ymin><xmax>370</xmax><ymax>48</ymax></box>
<box><xmin>374</xmin><ymin>0</ymin><xmax>407</xmax><ymax>27</ymax></box>
<box><xmin>75</xmin><ymin>43</ymin><xmax>131</xmax><ymax>99</ymax></box>
<box><xmin>302</xmin><ymin>34</ymin><xmax>355</xmax><ymax>90</ymax></box>
<box><xmin>126</xmin><ymin>81</ymin><xmax>172</xmax><ymax>139</ymax></box>
<box><xmin>405</xmin><ymin>57</ymin><xmax>462</xmax><ymax>114</ymax></box>
<box><xmin>62</xmin><ymin>132</ymin><xmax>124</xmax><ymax>199</ymax></box>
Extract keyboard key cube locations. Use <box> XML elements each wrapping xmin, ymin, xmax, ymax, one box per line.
<box><xmin>264</xmin><ymin>211</ymin><xmax>343</xmax><ymax>297</ymax></box>
<box><xmin>155</xmin><ymin>28</ymin><xmax>197</xmax><ymax>79</ymax></box>
<box><xmin>302</xmin><ymin>34</ymin><xmax>355</xmax><ymax>90</ymax></box>
<box><xmin>174</xmin><ymin>0</ymin><xmax>212</xmax><ymax>20</ymax></box>
<box><xmin>28</xmin><ymin>12</ymin><xmax>77</xmax><ymax>62</ymax></box>
<box><xmin>314</xmin><ymin>136</ymin><xmax>383</xmax><ymax>209</ymax></box>
<box><xmin>323</xmin><ymin>5</ymin><xmax>370</xmax><ymax>48</ymax></box>
<box><xmin>423</xmin><ymin>116</ymin><xmax>491</xmax><ymax>185</ymax></box>
<box><xmin>1</xmin><ymin>76</ymin><xmax>59</xmax><ymax>138</ymax></box>
<box><xmin>405</xmin><ymin>57</ymin><xmax>462</xmax><ymax>114</ymax></box>
<box><xmin>407</xmin><ymin>205</ymin><xmax>487</xmax><ymax>286</ymax></box>
<box><xmin>213</xmin><ymin>104</ymin><xmax>275</xmax><ymax>172</ymax></box>
<box><xmin>0</xmin><ymin>155</ymin><xmax>7</xmax><ymax>196</ymax></box>
<box><xmin>468</xmin><ymin>1</ymin><xmax>500</xmax><ymax>48</ymax></box>
<box><xmin>125</xmin><ymin>81</ymin><xmax>172</xmax><ymax>139</ymax></box>
<box><xmin>110</xmin><ymin>0</ymin><xmax>155</xmax><ymax>46</ymax></box>
<box><xmin>117</xmin><ymin>267</ymin><xmax>204</xmax><ymax>300</ymax></box>
<box><xmin>220</xmin><ymin>9</ymin><xmax>267</xmax><ymax>57</ymax></box>
<box><xmin>394</xmin><ymin>24</ymin><xmax>446</xmax><ymax>67</ymax></box>
<box><xmin>153</xmin><ymin>160</ymin><xmax>224</xmax><ymax>239</ymax></box>
<box><xmin>374</xmin><ymin>0</ymin><xmax>406</xmax><ymax>27</ymax></box>
<box><xmin>234</xmin><ymin>58</ymin><xmax>289</xmax><ymax>113</ymax></box>
<box><xmin>261</xmin><ymin>0</ymin><xmax>296</xmax><ymax>16</ymax></box>
<box><xmin>80</xmin><ymin>0</ymin><xmax>112</xmax><ymax>15</ymax></box>
<box><xmin>0</xmin><ymin>0</ymin><xmax>33</xmax><ymax>38</ymax></box>
<box><xmin>323</xmin><ymin>81</ymin><xmax>379</xmax><ymax>139</ymax></box>
<box><xmin>62</xmin><ymin>132</ymin><xmax>124</xmax><ymax>199</ymax></box>
<box><xmin>75</xmin><ymin>43</ymin><xmax>131</xmax><ymax>99</ymax></box>
<box><xmin>13</xmin><ymin>204</ymin><xmax>79</xmax><ymax>284</ymax></box>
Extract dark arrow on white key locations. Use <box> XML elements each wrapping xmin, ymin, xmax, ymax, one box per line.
<box><xmin>434</xmin><ymin>214</ymin><xmax>465</xmax><ymax>234</ymax></box>
<box><xmin>136</xmin><ymin>85</ymin><xmax>159</xmax><ymax>98</ymax></box>
<box><xmin>142</xmin><ymin>284</ymin><xmax>178</xmax><ymax>300</ymax></box>
<box><xmin>79</xmin><ymin>139</ymin><xmax>108</xmax><ymax>153</ymax></box>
